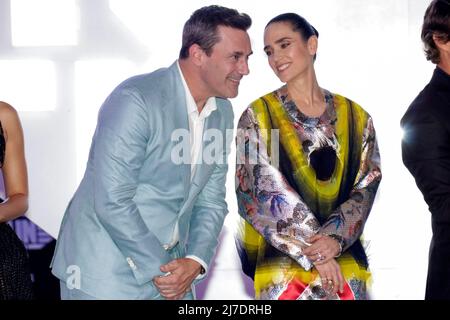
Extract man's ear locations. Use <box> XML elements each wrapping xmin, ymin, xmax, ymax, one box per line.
<box><xmin>433</xmin><ymin>33</ymin><xmax>450</xmax><ymax>52</ymax></box>
<box><xmin>189</xmin><ymin>44</ymin><xmax>205</xmax><ymax>66</ymax></box>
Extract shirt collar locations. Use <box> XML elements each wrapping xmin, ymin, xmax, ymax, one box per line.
<box><xmin>432</xmin><ymin>66</ymin><xmax>450</xmax><ymax>90</ymax></box>
<box><xmin>177</xmin><ymin>60</ymin><xmax>217</xmax><ymax>118</ymax></box>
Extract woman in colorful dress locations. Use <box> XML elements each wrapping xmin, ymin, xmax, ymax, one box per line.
<box><xmin>235</xmin><ymin>13</ymin><xmax>381</xmax><ymax>300</ymax></box>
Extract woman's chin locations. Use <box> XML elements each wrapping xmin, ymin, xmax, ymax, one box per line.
<box><xmin>276</xmin><ymin>74</ymin><xmax>290</xmax><ymax>83</ymax></box>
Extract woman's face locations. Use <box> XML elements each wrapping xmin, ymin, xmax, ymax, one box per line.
<box><xmin>263</xmin><ymin>22</ymin><xmax>317</xmax><ymax>83</ymax></box>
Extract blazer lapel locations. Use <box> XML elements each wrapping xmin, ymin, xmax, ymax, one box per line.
<box><xmin>167</xmin><ymin>62</ymin><xmax>191</xmax><ymax>201</ymax></box>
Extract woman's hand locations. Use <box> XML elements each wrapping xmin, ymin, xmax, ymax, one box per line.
<box><xmin>303</xmin><ymin>234</ymin><xmax>341</xmax><ymax>265</ymax></box>
<box><xmin>314</xmin><ymin>258</ymin><xmax>344</xmax><ymax>295</ymax></box>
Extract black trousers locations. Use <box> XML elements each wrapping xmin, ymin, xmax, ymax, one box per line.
<box><xmin>426</xmin><ymin>223</ymin><xmax>450</xmax><ymax>300</ymax></box>
<box><xmin>0</xmin><ymin>223</ymin><xmax>33</xmax><ymax>300</ymax></box>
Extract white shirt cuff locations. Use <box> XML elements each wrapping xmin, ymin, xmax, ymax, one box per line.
<box><xmin>185</xmin><ymin>255</ymin><xmax>208</xmax><ymax>280</ymax></box>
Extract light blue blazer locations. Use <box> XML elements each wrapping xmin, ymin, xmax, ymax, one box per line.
<box><xmin>51</xmin><ymin>62</ymin><xmax>233</xmax><ymax>299</ymax></box>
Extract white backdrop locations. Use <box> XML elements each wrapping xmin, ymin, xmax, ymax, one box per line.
<box><xmin>0</xmin><ymin>0</ymin><xmax>436</xmax><ymax>299</ymax></box>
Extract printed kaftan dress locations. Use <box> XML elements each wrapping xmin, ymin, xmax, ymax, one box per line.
<box><xmin>235</xmin><ymin>87</ymin><xmax>381</xmax><ymax>300</ymax></box>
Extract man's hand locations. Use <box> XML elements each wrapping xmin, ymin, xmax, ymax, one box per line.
<box><xmin>153</xmin><ymin>258</ymin><xmax>202</xmax><ymax>300</ymax></box>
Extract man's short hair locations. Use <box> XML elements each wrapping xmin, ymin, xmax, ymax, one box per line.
<box><xmin>421</xmin><ymin>0</ymin><xmax>450</xmax><ymax>64</ymax></box>
<box><xmin>179</xmin><ymin>5</ymin><xmax>252</xmax><ymax>59</ymax></box>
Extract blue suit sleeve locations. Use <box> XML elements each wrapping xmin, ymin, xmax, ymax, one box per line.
<box><xmin>92</xmin><ymin>87</ymin><xmax>171</xmax><ymax>285</ymax></box>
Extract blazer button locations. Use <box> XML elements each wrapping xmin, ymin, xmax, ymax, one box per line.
<box><xmin>126</xmin><ymin>257</ymin><xmax>137</xmax><ymax>270</ymax></box>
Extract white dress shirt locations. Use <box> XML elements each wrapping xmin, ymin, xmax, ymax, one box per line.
<box><xmin>169</xmin><ymin>61</ymin><xmax>217</xmax><ymax>278</ymax></box>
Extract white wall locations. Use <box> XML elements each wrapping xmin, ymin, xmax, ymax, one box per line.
<box><xmin>0</xmin><ymin>0</ymin><xmax>435</xmax><ymax>299</ymax></box>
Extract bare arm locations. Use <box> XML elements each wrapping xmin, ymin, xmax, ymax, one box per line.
<box><xmin>0</xmin><ymin>102</ymin><xmax>28</xmax><ymax>223</ymax></box>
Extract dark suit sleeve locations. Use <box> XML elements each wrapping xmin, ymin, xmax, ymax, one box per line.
<box><xmin>401</xmin><ymin>110</ymin><xmax>450</xmax><ymax>222</ymax></box>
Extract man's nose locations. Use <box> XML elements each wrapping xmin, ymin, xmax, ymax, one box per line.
<box><xmin>239</xmin><ymin>59</ymin><xmax>250</xmax><ymax>76</ymax></box>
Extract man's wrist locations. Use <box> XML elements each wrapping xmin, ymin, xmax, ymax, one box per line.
<box><xmin>185</xmin><ymin>255</ymin><xmax>208</xmax><ymax>279</ymax></box>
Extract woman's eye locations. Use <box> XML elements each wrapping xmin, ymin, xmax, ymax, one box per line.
<box><xmin>281</xmin><ymin>42</ymin><xmax>290</xmax><ymax>49</ymax></box>
<box><xmin>265</xmin><ymin>50</ymin><xmax>272</xmax><ymax>57</ymax></box>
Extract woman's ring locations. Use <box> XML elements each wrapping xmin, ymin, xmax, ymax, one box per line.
<box><xmin>316</xmin><ymin>252</ymin><xmax>325</xmax><ymax>261</ymax></box>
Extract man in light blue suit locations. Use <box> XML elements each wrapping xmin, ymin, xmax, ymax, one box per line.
<box><xmin>51</xmin><ymin>5</ymin><xmax>253</xmax><ymax>300</ymax></box>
